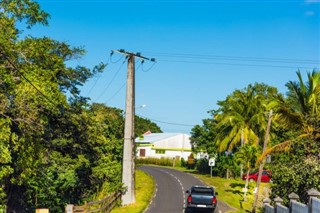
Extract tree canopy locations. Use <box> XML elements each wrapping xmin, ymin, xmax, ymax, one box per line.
<box><xmin>0</xmin><ymin>1</ymin><xmax>161</xmax><ymax>211</ymax></box>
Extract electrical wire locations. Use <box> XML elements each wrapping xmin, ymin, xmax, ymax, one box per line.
<box><xmin>104</xmin><ymin>82</ymin><xmax>126</xmax><ymax>104</ymax></box>
<box><xmin>95</xmin><ymin>59</ymin><xmax>126</xmax><ymax>102</ymax></box>
<box><xmin>0</xmin><ymin>49</ymin><xmax>57</xmax><ymax>107</ymax></box>
<box><xmin>137</xmin><ymin>114</ymin><xmax>195</xmax><ymax>127</ymax></box>
<box><xmin>141</xmin><ymin>61</ymin><xmax>157</xmax><ymax>72</ymax></box>
<box><xmin>104</xmin><ymin>61</ymin><xmax>143</xmax><ymax>104</ymax></box>
<box><xmin>110</xmin><ymin>53</ymin><xmax>125</xmax><ymax>64</ymax></box>
<box><xmin>143</xmin><ymin>51</ymin><xmax>320</xmax><ymax>64</ymax></box>
<box><xmin>86</xmin><ymin>54</ymin><xmax>112</xmax><ymax>96</ymax></box>
<box><xmin>157</xmin><ymin>59</ymin><xmax>316</xmax><ymax>70</ymax></box>
<box><xmin>86</xmin><ymin>73</ymin><xmax>103</xmax><ymax>96</ymax></box>
<box><xmin>130</xmin><ymin>51</ymin><xmax>320</xmax><ymax>70</ymax></box>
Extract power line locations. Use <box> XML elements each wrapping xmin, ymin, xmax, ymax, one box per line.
<box><xmin>104</xmin><ymin>82</ymin><xmax>126</xmax><ymax>104</ymax></box>
<box><xmin>0</xmin><ymin>48</ymin><xmax>57</xmax><ymax>107</ymax></box>
<box><xmin>158</xmin><ymin>59</ymin><xmax>316</xmax><ymax>70</ymax></box>
<box><xmin>86</xmin><ymin>73</ymin><xmax>102</xmax><ymax>96</ymax></box>
<box><xmin>141</xmin><ymin>60</ymin><xmax>157</xmax><ymax>72</ymax></box>
<box><xmin>95</xmin><ymin>59</ymin><xmax>126</xmax><ymax>102</ymax></box>
<box><xmin>143</xmin><ymin>51</ymin><xmax>320</xmax><ymax>64</ymax></box>
<box><xmin>104</xmin><ymin>62</ymin><xmax>143</xmax><ymax>104</ymax></box>
<box><xmin>110</xmin><ymin>52</ymin><xmax>125</xmax><ymax>64</ymax></box>
<box><xmin>137</xmin><ymin>114</ymin><xmax>196</xmax><ymax>127</ymax></box>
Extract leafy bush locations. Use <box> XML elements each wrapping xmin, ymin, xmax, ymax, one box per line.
<box><xmin>195</xmin><ymin>158</ymin><xmax>210</xmax><ymax>174</ymax></box>
<box><xmin>195</xmin><ymin>153</ymin><xmax>239</xmax><ymax>178</ymax></box>
<box><xmin>270</xmin><ymin>139</ymin><xmax>320</xmax><ymax>204</ymax></box>
<box><xmin>136</xmin><ymin>157</ymin><xmax>181</xmax><ymax>167</ymax></box>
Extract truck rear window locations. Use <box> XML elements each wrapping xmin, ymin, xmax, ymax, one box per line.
<box><xmin>191</xmin><ymin>188</ymin><xmax>213</xmax><ymax>195</ymax></box>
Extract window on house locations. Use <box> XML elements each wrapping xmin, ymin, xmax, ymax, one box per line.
<box><xmin>140</xmin><ymin>149</ymin><xmax>146</xmax><ymax>157</ymax></box>
<box><xmin>155</xmin><ymin>150</ymin><xmax>165</xmax><ymax>154</ymax></box>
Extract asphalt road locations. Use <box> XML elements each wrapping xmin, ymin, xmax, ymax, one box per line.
<box><xmin>140</xmin><ymin>166</ymin><xmax>235</xmax><ymax>213</ymax></box>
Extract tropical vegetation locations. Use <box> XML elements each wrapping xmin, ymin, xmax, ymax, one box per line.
<box><xmin>1</xmin><ymin>0</ymin><xmax>319</xmax><ymax>212</ymax></box>
<box><xmin>190</xmin><ymin>71</ymin><xmax>320</xmax><ymax>207</ymax></box>
<box><xmin>0</xmin><ymin>1</ymin><xmax>161</xmax><ymax>212</ymax></box>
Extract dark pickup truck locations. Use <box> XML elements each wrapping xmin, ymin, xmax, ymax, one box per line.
<box><xmin>185</xmin><ymin>186</ymin><xmax>217</xmax><ymax>213</ymax></box>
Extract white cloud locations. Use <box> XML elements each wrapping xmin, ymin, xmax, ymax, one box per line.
<box><xmin>305</xmin><ymin>0</ymin><xmax>320</xmax><ymax>4</ymax></box>
<box><xmin>305</xmin><ymin>10</ymin><xmax>315</xmax><ymax>16</ymax></box>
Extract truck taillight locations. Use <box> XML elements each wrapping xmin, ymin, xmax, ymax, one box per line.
<box><xmin>187</xmin><ymin>195</ymin><xmax>192</xmax><ymax>203</ymax></box>
<box><xmin>212</xmin><ymin>197</ymin><xmax>217</xmax><ymax>204</ymax></box>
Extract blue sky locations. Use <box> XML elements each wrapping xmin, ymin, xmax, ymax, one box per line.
<box><xmin>29</xmin><ymin>0</ymin><xmax>319</xmax><ymax>133</ymax></box>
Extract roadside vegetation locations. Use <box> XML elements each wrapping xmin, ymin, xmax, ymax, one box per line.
<box><xmin>136</xmin><ymin>162</ymin><xmax>269</xmax><ymax>212</ymax></box>
<box><xmin>0</xmin><ymin>0</ymin><xmax>319</xmax><ymax>212</ymax></box>
<box><xmin>189</xmin><ymin>72</ymin><xmax>320</xmax><ymax>208</ymax></box>
<box><xmin>110</xmin><ymin>170</ymin><xmax>154</xmax><ymax>213</ymax></box>
<box><xmin>0</xmin><ymin>1</ymin><xmax>161</xmax><ymax>212</ymax></box>
<box><xmin>193</xmin><ymin>174</ymin><xmax>269</xmax><ymax>213</ymax></box>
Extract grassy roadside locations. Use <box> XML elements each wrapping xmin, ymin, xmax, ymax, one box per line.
<box><xmin>111</xmin><ymin>165</ymin><xmax>270</xmax><ymax>213</ymax></box>
<box><xmin>192</xmin><ymin>173</ymin><xmax>270</xmax><ymax>213</ymax></box>
<box><xmin>110</xmin><ymin>169</ymin><xmax>155</xmax><ymax>213</ymax></box>
<box><xmin>140</xmin><ymin>165</ymin><xmax>270</xmax><ymax>213</ymax></box>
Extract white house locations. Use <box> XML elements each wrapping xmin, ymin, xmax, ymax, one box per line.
<box><xmin>135</xmin><ymin>133</ymin><xmax>192</xmax><ymax>160</ymax></box>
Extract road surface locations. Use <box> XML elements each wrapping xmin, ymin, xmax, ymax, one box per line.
<box><xmin>140</xmin><ymin>166</ymin><xmax>235</xmax><ymax>213</ymax></box>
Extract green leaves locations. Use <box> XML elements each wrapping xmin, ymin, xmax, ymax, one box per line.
<box><xmin>270</xmin><ymin>154</ymin><xmax>320</xmax><ymax>204</ymax></box>
<box><xmin>0</xmin><ymin>0</ymin><xmax>49</xmax><ymax>27</ymax></box>
<box><xmin>215</xmin><ymin>83</ymin><xmax>279</xmax><ymax>152</ymax></box>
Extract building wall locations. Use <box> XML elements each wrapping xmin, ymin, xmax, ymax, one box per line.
<box><xmin>136</xmin><ymin>133</ymin><xmax>192</xmax><ymax>160</ymax></box>
<box><xmin>136</xmin><ymin>146</ymin><xmax>192</xmax><ymax>160</ymax></box>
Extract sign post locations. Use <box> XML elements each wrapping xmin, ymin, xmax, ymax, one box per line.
<box><xmin>208</xmin><ymin>158</ymin><xmax>215</xmax><ymax>178</ymax></box>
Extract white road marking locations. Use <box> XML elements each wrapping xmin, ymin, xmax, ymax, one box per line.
<box><xmin>161</xmin><ymin>170</ymin><xmax>186</xmax><ymax>213</ymax></box>
<box><xmin>143</xmin><ymin>182</ymin><xmax>158</xmax><ymax>213</ymax></box>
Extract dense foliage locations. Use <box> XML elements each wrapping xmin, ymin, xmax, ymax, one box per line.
<box><xmin>135</xmin><ymin>116</ymin><xmax>162</xmax><ymax>137</ymax></box>
<box><xmin>190</xmin><ymin>73</ymin><xmax>320</xmax><ymax>202</ymax></box>
<box><xmin>1</xmin><ymin>0</ymin><xmax>319</xmax><ymax>211</ymax></box>
<box><xmin>0</xmin><ymin>1</ymin><xmax>161</xmax><ymax>212</ymax></box>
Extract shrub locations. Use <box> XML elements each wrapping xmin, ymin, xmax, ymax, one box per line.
<box><xmin>136</xmin><ymin>157</ymin><xmax>180</xmax><ymax>167</ymax></box>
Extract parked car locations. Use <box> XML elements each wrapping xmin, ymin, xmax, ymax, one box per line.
<box><xmin>242</xmin><ymin>170</ymin><xmax>272</xmax><ymax>182</ymax></box>
<box><xmin>185</xmin><ymin>186</ymin><xmax>218</xmax><ymax>213</ymax></box>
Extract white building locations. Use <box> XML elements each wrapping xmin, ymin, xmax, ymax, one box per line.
<box><xmin>135</xmin><ymin>133</ymin><xmax>192</xmax><ymax>160</ymax></box>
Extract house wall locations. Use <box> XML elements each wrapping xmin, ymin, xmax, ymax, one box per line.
<box><xmin>136</xmin><ymin>146</ymin><xmax>192</xmax><ymax>160</ymax></box>
<box><xmin>136</xmin><ymin>134</ymin><xmax>192</xmax><ymax>160</ymax></box>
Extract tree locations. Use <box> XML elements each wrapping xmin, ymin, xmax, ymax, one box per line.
<box><xmin>215</xmin><ymin>83</ymin><xmax>279</xmax><ymax>152</ymax></box>
<box><xmin>190</xmin><ymin>117</ymin><xmax>217</xmax><ymax>155</ymax></box>
<box><xmin>265</xmin><ymin>70</ymin><xmax>320</xmax><ymax>204</ymax></box>
<box><xmin>135</xmin><ymin>116</ymin><xmax>162</xmax><ymax>137</ymax></box>
<box><xmin>235</xmin><ymin>143</ymin><xmax>260</xmax><ymax>201</ymax></box>
<box><xmin>0</xmin><ymin>1</ymin><xmax>108</xmax><ymax>211</ymax></box>
<box><xmin>261</xmin><ymin>70</ymin><xmax>320</xmax><ymax>159</ymax></box>
<box><xmin>269</xmin><ymin>139</ymin><xmax>320</xmax><ymax>204</ymax></box>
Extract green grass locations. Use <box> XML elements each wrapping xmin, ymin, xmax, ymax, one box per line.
<box><xmin>111</xmin><ymin>165</ymin><xmax>270</xmax><ymax>213</ymax></box>
<box><xmin>137</xmin><ymin>165</ymin><xmax>270</xmax><ymax>213</ymax></box>
<box><xmin>192</xmin><ymin>173</ymin><xmax>270</xmax><ymax>213</ymax></box>
<box><xmin>110</xmin><ymin>169</ymin><xmax>155</xmax><ymax>213</ymax></box>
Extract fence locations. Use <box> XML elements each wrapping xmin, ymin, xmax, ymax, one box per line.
<box><xmin>264</xmin><ymin>188</ymin><xmax>320</xmax><ymax>213</ymax></box>
<box><xmin>66</xmin><ymin>191</ymin><xmax>122</xmax><ymax>213</ymax></box>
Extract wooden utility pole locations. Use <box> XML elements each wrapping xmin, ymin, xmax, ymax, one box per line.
<box><xmin>252</xmin><ymin>110</ymin><xmax>273</xmax><ymax>212</ymax></box>
<box><xmin>113</xmin><ymin>49</ymin><xmax>154</xmax><ymax>206</ymax></box>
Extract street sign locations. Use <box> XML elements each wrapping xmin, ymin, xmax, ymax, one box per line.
<box><xmin>209</xmin><ymin>158</ymin><xmax>215</xmax><ymax>167</ymax></box>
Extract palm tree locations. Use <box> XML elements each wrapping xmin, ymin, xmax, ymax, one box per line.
<box><xmin>235</xmin><ymin>143</ymin><xmax>259</xmax><ymax>201</ymax></box>
<box><xmin>261</xmin><ymin>70</ymin><xmax>320</xmax><ymax>157</ymax></box>
<box><xmin>215</xmin><ymin>83</ymin><xmax>277</xmax><ymax>152</ymax></box>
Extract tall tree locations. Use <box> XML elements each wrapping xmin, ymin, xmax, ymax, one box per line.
<box><xmin>0</xmin><ymin>0</ymin><xmax>106</xmax><ymax>211</ymax></box>
<box><xmin>190</xmin><ymin>117</ymin><xmax>217</xmax><ymax>155</ymax></box>
<box><xmin>214</xmin><ymin>83</ymin><xmax>279</xmax><ymax>152</ymax></box>
<box><xmin>135</xmin><ymin>116</ymin><xmax>162</xmax><ymax>137</ymax></box>
<box><xmin>262</xmin><ymin>70</ymin><xmax>320</xmax><ymax>205</ymax></box>
<box><xmin>263</xmin><ymin>70</ymin><xmax>320</xmax><ymax>156</ymax></box>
